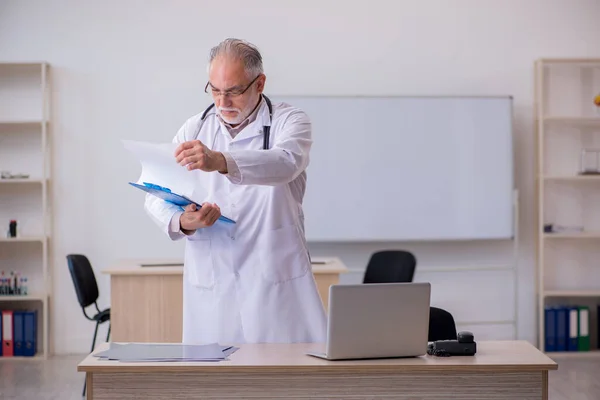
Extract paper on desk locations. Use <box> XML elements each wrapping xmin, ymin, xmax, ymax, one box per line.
<box><xmin>122</xmin><ymin>139</ymin><xmax>210</xmax><ymax>204</ymax></box>
<box><xmin>94</xmin><ymin>343</ymin><xmax>238</xmax><ymax>362</ymax></box>
<box><xmin>117</xmin><ymin>345</ymin><xmax>239</xmax><ymax>362</ymax></box>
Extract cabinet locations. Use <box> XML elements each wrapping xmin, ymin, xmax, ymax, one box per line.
<box><xmin>0</xmin><ymin>63</ymin><xmax>51</xmax><ymax>358</ymax></box>
<box><xmin>535</xmin><ymin>58</ymin><xmax>600</xmax><ymax>358</ymax></box>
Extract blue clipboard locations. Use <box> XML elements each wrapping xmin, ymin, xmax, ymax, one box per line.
<box><xmin>129</xmin><ymin>182</ymin><xmax>235</xmax><ymax>224</ymax></box>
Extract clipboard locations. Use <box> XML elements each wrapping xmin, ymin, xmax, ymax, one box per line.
<box><xmin>129</xmin><ymin>182</ymin><xmax>236</xmax><ymax>224</ymax></box>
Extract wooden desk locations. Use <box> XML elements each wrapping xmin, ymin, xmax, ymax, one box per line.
<box><xmin>79</xmin><ymin>340</ymin><xmax>557</xmax><ymax>399</ymax></box>
<box><xmin>102</xmin><ymin>258</ymin><xmax>348</xmax><ymax>343</ymax></box>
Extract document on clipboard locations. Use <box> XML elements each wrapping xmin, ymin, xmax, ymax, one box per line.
<box><xmin>123</xmin><ymin>140</ymin><xmax>236</xmax><ymax>224</ymax></box>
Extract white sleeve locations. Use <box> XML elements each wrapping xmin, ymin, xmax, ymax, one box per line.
<box><xmin>219</xmin><ymin>151</ymin><xmax>242</xmax><ymax>184</ymax></box>
<box><xmin>224</xmin><ymin>109</ymin><xmax>312</xmax><ymax>186</ymax></box>
<box><xmin>144</xmin><ymin>196</ymin><xmax>186</xmax><ymax>240</ymax></box>
<box><xmin>143</xmin><ymin>119</ymin><xmax>208</xmax><ymax>240</ymax></box>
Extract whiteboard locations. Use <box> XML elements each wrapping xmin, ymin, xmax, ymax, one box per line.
<box><xmin>270</xmin><ymin>96</ymin><xmax>514</xmax><ymax>242</ymax></box>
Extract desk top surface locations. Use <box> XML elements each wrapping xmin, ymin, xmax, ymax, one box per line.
<box><xmin>78</xmin><ymin>341</ymin><xmax>557</xmax><ymax>374</ymax></box>
<box><xmin>103</xmin><ymin>257</ymin><xmax>348</xmax><ymax>275</ymax></box>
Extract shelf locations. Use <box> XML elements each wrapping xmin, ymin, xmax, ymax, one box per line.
<box><xmin>0</xmin><ymin>120</ymin><xmax>46</xmax><ymax>127</ymax></box>
<box><xmin>535</xmin><ymin>58</ymin><xmax>600</xmax><ymax>357</ymax></box>
<box><xmin>0</xmin><ymin>236</ymin><xmax>47</xmax><ymax>243</ymax></box>
<box><xmin>0</xmin><ymin>62</ymin><xmax>48</xmax><ymax>67</ymax></box>
<box><xmin>0</xmin><ymin>61</ymin><xmax>50</xmax><ymax>361</ymax></box>
<box><xmin>0</xmin><ymin>179</ymin><xmax>44</xmax><ymax>184</ymax></box>
<box><xmin>539</xmin><ymin>58</ymin><xmax>600</xmax><ymax>66</ymax></box>
<box><xmin>544</xmin><ymin>290</ymin><xmax>600</xmax><ymax>297</ymax></box>
<box><xmin>544</xmin><ymin>232</ymin><xmax>600</xmax><ymax>239</ymax></box>
<box><xmin>542</xmin><ymin>117</ymin><xmax>600</xmax><ymax>127</ymax></box>
<box><xmin>542</xmin><ymin>175</ymin><xmax>600</xmax><ymax>181</ymax></box>
<box><xmin>0</xmin><ymin>292</ymin><xmax>46</xmax><ymax>302</ymax></box>
<box><xmin>0</xmin><ymin>354</ymin><xmax>45</xmax><ymax>361</ymax></box>
<box><xmin>545</xmin><ymin>350</ymin><xmax>600</xmax><ymax>359</ymax></box>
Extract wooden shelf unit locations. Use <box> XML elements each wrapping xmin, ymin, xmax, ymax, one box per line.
<box><xmin>0</xmin><ymin>62</ymin><xmax>51</xmax><ymax>359</ymax></box>
<box><xmin>535</xmin><ymin>58</ymin><xmax>600</xmax><ymax>358</ymax></box>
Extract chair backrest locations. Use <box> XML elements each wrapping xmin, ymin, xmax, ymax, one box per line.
<box><xmin>428</xmin><ymin>306</ymin><xmax>458</xmax><ymax>341</ymax></box>
<box><xmin>66</xmin><ymin>254</ymin><xmax>99</xmax><ymax>308</ymax></box>
<box><xmin>363</xmin><ymin>250</ymin><xmax>417</xmax><ymax>284</ymax></box>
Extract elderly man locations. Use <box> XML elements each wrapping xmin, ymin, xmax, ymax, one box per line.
<box><xmin>144</xmin><ymin>38</ymin><xmax>327</xmax><ymax>344</ymax></box>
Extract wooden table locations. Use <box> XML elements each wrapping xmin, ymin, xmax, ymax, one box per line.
<box><xmin>102</xmin><ymin>258</ymin><xmax>348</xmax><ymax>343</ymax></box>
<box><xmin>78</xmin><ymin>340</ymin><xmax>557</xmax><ymax>399</ymax></box>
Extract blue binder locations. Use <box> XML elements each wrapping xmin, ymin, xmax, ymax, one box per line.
<box><xmin>556</xmin><ymin>306</ymin><xmax>567</xmax><ymax>352</ymax></box>
<box><xmin>23</xmin><ymin>310</ymin><xmax>36</xmax><ymax>357</ymax></box>
<box><xmin>129</xmin><ymin>182</ymin><xmax>235</xmax><ymax>224</ymax></box>
<box><xmin>13</xmin><ymin>311</ymin><xmax>24</xmax><ymax>356</ymax></box>
<box><xmin>544</xmin><ymin>306</ymin><xmax>556</xmax><ymax>352</ymax></box>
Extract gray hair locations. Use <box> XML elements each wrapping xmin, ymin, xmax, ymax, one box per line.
<box><xmin>208</xmin><ymin>38</ymin><xmax>264</xmax><ymax>79</ymax></box>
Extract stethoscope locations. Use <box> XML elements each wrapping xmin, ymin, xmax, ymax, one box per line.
<box><xmin>197</xmin><ymin>94</ymin><xmax>273</xmax><ymax>150</ymax></box>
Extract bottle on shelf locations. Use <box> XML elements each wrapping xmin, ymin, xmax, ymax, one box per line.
<box><xmin>0</xmin><ymin>271</ymin><xmax>5</xmax><ymax>295</ymax></box>
<box><xmin>5</xmin><ymin>219</ymin><xmax>18</xmax><ymax>238</ymax></box>
<box><xmin>15</xmin><ymin>272</ymin><xmax>21</xmax><ymax>295</ymax></box>
<box><xmin>0</xmin><ymin>270</ymin><xmax>28</xmax><ymax>296</ymax></box>
<box><xmin>9</xmin><ymin>219</ymin><xmax>17</xmax><ymax>238</ymax></box>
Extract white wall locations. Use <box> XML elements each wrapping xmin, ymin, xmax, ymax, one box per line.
<box><xmin>0</xmin><ymin>0</ymin><xmax>598</xmax><ymax>354</ymax></box>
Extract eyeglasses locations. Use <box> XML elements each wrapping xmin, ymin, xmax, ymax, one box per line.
<box><xmin>204</xmin><ymin>74</ymin><xmax>261</xmax><ymax>98</ymax></box>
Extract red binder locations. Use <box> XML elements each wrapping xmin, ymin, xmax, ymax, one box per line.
<box><xmin>2</xmin><ymin>310</ymin><xmax>13</xmax><ymax>357</ymax></box>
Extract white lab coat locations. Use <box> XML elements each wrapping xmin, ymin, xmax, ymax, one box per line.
<box><xmin>144</xmin><ymin>98</ymin><xmax>327</xmax><ymax>344</ymax></box>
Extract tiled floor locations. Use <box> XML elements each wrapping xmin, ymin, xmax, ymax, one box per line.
<box><xmin>0</xmin><ymin>355</ymin><xmax>86</xmax><ymax>400</ymax></box>
<box><xmin>0</xmin><ymin>354</ymin><xmax>598</xmax><ymax>399</ymax></box>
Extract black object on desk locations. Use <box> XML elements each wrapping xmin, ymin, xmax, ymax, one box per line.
<box><xmin>427</xmin><ymin>331</ymin><xmax>477</xmax><ymax>357</ymax></box>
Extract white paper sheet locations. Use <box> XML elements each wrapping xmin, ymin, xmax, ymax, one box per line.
<box><xmin>123</xmin><ymin>139</ymin><xmax>210</xmax><ymax>203</ymax></box>
<box><xmin>94</xmin><ymin>343</ymin><xmax>239</xmax><ymax>363</ymax></box>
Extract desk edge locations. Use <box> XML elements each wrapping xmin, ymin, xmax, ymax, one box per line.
<box><xmin>77</xmin><ymin>362</ymin><xmax>558</xmax><ymax>374</ymax></box>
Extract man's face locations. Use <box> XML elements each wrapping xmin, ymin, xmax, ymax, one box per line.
<box><xmin>207</xmin><ymin>56</ymin><xmax>264</xmax><ymax>125</ymax></box>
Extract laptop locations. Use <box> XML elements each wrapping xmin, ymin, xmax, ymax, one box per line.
<box><xmin>307</xmin><ymin>282</ymin><xmax>431</xmax><ymax>360</ymax></box>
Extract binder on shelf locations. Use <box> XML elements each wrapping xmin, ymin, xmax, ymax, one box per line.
<box><xmin>598</xmin><ymin>305</ymin><xmax>600</xmax><ymax>353</ymax></box>
<box><xmin>544</xmin><ymin>306</ymin><xmax>556</xmax><ymax>352</ymax></box>
<box><xmin>568</xmin><ymin>306</ymin><xmax>579</xmax><ymax>351</ymax></box>
<box><xmin>555</xmin><ymin>306</ymin><xmax>567</xmax><ymax>352</ymax></box>
<box><xmin>578</xmin><ymin>305</ymin><xmax>590</xmax><ymax>352</ymax></box>
<box><xmin>13</xmin><ymin>311</ymin><xmax>24</xmax><ymax>356</ymax></box>
<box><xmin>2</xmin><ymin>310</ymin><xmax>13</xmax><ymax>357</ymax></box>
<box><xmin>0</xmin><ymin>311</ymin><xmax>2</xmax><ymax>356</ymax></box>
<box><xmin>23</xmin><ymin>310</ymin><xmax>37</xmax><ymax>357</ymax></box>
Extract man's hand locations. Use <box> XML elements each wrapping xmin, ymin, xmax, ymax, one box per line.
<box><xmin>175</xmin><ymin>140</ymin><xmax>227</xmax><ymax>173</ymax></box>
<box><xmin>179</xmin><ymin>203</ymin><xmax>221</xmax><ymax>232</ymax></box>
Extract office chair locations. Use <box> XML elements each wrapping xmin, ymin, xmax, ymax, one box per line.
<box><xmin>360</xmin><ymin>252</ymin><xmax>456</xmax><ymax>341</ymax></box>
<box><xmin>362</xmin><ymin>250</ymin><xmax>417</xmax><ymax>284</ymax></box>
<box><xmin>66</xmin><ymin>254</ymin><xmax>111</xmax><ymax>397</ymax></box>
<box><xmin>428</xmin><ymin>307</ymin><xmax>457</xmax><ymax>341</ymax></box>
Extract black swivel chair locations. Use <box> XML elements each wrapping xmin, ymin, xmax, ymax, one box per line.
<box><xmin>66</xmin><ymin>254</ymin><xmax>111</xmax><ymax>397</ymax></box>
<box><xmin>428</xmin><ymin>306</ymin><xmax>458</xmax><ymax>341</ymax></box>
<box><xmin>362</xmin><ymin>250</ymin><xmax>417</xmax><ymax>283</ymax></box>
<box><xmin>361</xmin><ymin>251</ymin><xmax>457</xmax><ymax>341</ymax></box>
